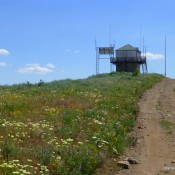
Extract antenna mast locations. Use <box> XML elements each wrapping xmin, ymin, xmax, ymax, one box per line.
<box><xmin>142</xmin><ymin>37</ymin><xmax>145</xmax><ymax>56</ymax></box>
<box><xmin>165</xmin><ymin>37</ymin><xmax>167</xmax><ymax>77</ymax></box>
<box><xmin>109</xmin><ymin>24</ymin><xmax>114</xmax><ymax>72</ymax></box>
<box><xmin>95</xmin><ymin>37</ymin><xmax>99</xmax><ymax>75</ymax></box>
<box><xmin>109</xmin><ymin>24</ymin><xmax>111</xmax><ymax>46</ymax></box>
<box><xmin>140</xmin><ymin>26</ymin><xmax>142</xmax><ymax>51</ymax></box>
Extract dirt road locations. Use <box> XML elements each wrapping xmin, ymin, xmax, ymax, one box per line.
<box><xmin>120</xmin><ymin>78</ymin><xmax>175</xmax><ymax>175</ymax></box>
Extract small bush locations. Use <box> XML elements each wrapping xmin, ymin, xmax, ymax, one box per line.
<box><xmin>37</xmin><ymin>79</ymin><xmax>45</xmax><ymax>86</ymax></box>
<box><xmin>132</xmin><ymin>68</ymin><xmax>140</xmax><ymax>76</ymax></box>
<box><xmin>160</xmin><ymin>120</ymin><xmax>175</xmax><ymax>134</ymax></box>
<box><xmin>57</xmin><ymin>145</ymin><xmax>103</xmax><ymax>175</ymax></box>
<box><xmin>34</xmin><ymin>145</ymin><xmax>53</xmax><ymax>165</ymax></box>
<box><xmin>1</xmin><ymin>140</ymin><xmax>20</xmax><ymax>162</ymax></box>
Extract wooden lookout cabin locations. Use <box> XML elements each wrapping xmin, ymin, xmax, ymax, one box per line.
<box><xmin>110</xmin><ymin>44</ymin><xmax>148</xmax><ymax>74</ymax></box>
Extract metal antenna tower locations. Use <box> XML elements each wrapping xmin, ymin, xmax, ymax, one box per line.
<box><xmin>95</xmin><ymin>44</ymin><xmax>115</xmax><ymax>75</ymax></box>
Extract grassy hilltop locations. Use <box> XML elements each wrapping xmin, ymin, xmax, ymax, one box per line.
<box><xmin>0</xmin><ymin>73</ymin><xmax>163</xmax><ymax>175</ymax></box>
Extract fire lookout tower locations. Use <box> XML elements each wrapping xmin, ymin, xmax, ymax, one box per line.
<box><xmin>110</xmin><ymin>44</ymin><xmax>148</xmax><ymax>74</ymax></box>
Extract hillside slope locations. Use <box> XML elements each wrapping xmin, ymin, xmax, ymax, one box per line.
<box><xmin>0</xmin><ymin>73</ymin><xmax>163</xmax><ymax>175</ymax></box>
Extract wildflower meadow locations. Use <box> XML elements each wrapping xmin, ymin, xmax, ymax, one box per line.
<box><xmin>0</xmin><ymin>73</ymin><xmax>163</xmax><ymax>175</ymax></box>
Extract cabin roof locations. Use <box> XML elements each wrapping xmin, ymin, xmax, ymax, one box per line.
<box><xmin>117</xmin><ymin>44</ymin><xmax>140</xmax><ymax>51</ymax></box>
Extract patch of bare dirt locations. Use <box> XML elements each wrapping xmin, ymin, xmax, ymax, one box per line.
<box><xmin>119</xmin><ymin>78</ymin><xmax>175</xmax><ymax>175</ymax></box>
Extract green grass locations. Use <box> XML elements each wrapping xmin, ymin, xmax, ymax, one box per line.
<box><xmin>160</xmin><ymin>119</ymin><xmax>175</xmax><ymax>134</ymax></box>
<box><xmin>0</xmin><ymin>72</ymin><xmax>163</xmax><ymax>174</ymax></box>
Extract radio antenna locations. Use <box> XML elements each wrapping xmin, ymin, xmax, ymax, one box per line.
<box><xmin>165</xmin><ymin>36</ymin><xmax>167</xmax><ymax>77</ymax></box>
<box><xmin>109</xmin><ymin>24</ymin><xmax>111</xmax><ymax>46</ymax></box>
<box><xmin>140</xmin><ymin>26</ymin><xmax>142</xmax><ymax>51</ymax></box>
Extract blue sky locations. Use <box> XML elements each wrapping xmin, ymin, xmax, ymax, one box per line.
<box><xmin>0</xmin><ymin>0</ymin><xmax>174</xmax><ymax>84</ymax></box>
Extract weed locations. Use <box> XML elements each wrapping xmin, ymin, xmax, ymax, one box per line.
<box><xmin>37</xmin><ymin>79</ymin><xmax>45</xmax><ymax>87</ymax></box>
<box><xmin>34</xmin><ymin>145</ymin><xmax>53</xmax><ymax>165</ymax></box>
<box><xmin>57</xmin><ymin>145</ymin><xmax>103</xmax><ymax>175</ymax></box>
<box><xmin>1</xmin><ymin>139</ymin><xmax>20</xmax><ymax>162</ymax></box>
<box><xmin>160</xmin><ymin>120</ymin><xmax>175</xmax><ymax>134</ymax></box>
<box><xmin>132</xmin><ymin>68</ymin><xmax>140</xmax><ymax>77</ymax></box>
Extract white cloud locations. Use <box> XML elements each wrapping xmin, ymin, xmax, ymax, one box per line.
<box><xmin>0</xmin><ymin>62</ymin><xmax>7</xmax><ymax>67</ymax></box>
<box><xmin>18</xmin><ymin>63</ymin><xmax>55</xmax><ymax>74</ymax></box>
<box><xmin>46</xmin><ymin>63</ymin><xmax>55</xmax><ymax>69</ymax></box>
<box><xmin>145</xmin><ymin>52</ymin><xmax>164</xmax><ymax>60</ymax></box>
<box><xmin>0</xmin><ymin>49</ymin><xmax>10</xmax><ymax>56</ymax></box>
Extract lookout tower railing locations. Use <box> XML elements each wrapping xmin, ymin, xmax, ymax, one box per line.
<box><xmin>110</xmin><ymin>56</ymin><xmax>146</xmax><ymax>64</ymax></box>
<box><xmin>110</xmin><ymin>56</ymin><xmax>148</xmax><ymax>74</ymax></box>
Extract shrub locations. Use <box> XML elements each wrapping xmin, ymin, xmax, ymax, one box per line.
<box><xmin>57</xmin><ymin>145</ymin><xmax>103</xmax><ymax>175</ymax></box>
<box><xmin>1</xmin><ymin>140</ymin><xmax>20</xmax><ymax>162</ymax></box>
<box><xmin>132</xmin><ymin>68</ymin><xmax>140</xmax><ymax>76</ymax></box>
<box><xmin>34</xmin><ymin>145</ymin><xmax>53</xmax><ymax>165</ymax></box>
